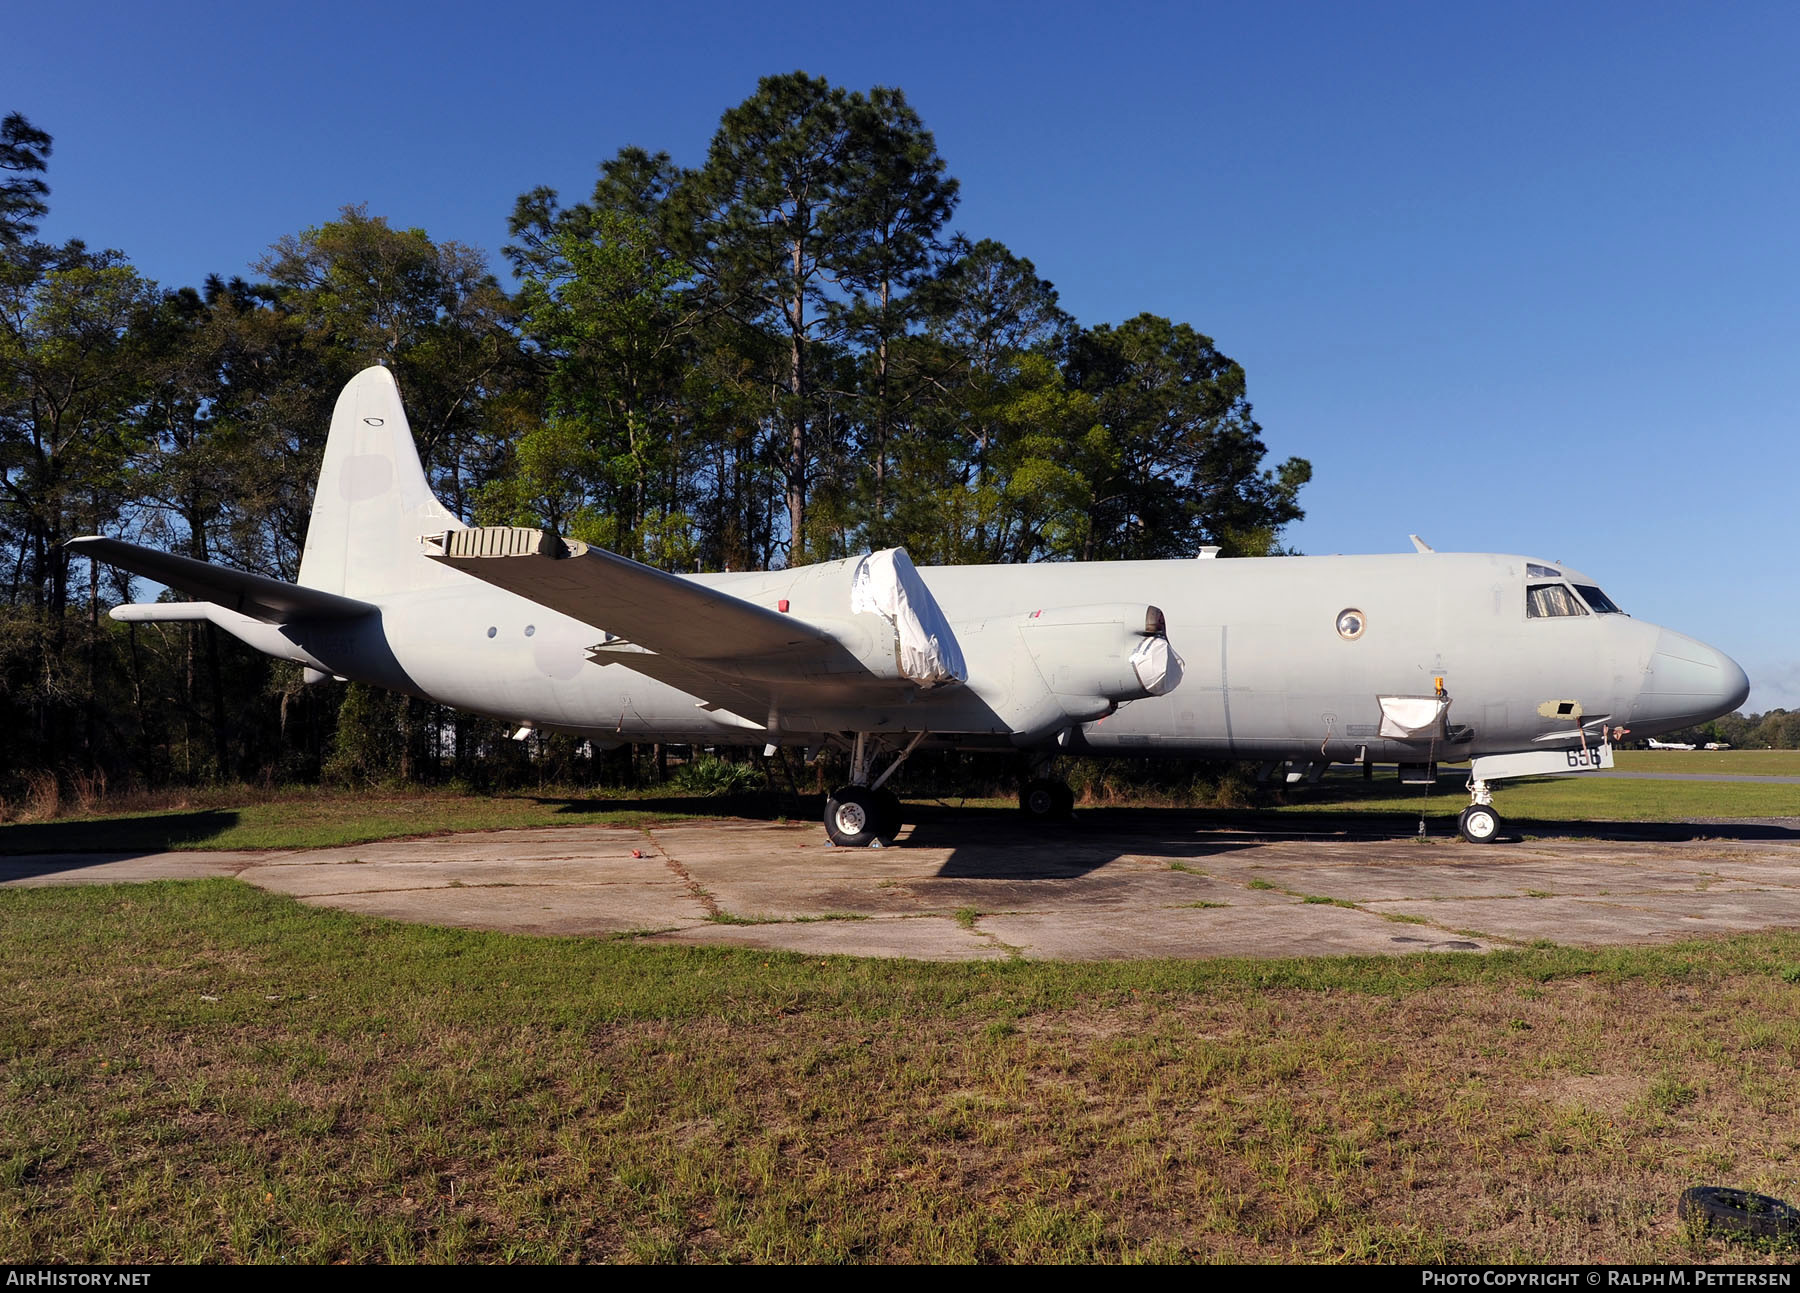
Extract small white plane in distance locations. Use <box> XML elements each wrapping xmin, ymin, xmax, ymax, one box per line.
<box><xmin>1646</xmin><ymin>739</ymin><xmax>1699</xmax><ymax>751</ymax></box>
<box><xmin>72</xmin><ymin>367</ymin><xmax>1752</xmax><ymax>847</ymax></box>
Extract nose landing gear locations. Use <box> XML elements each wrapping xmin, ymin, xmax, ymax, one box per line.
<box><xmin>1457</xmin><ymin>803</ymin><xmax>1502</xmax><ymax>843</ymax></box>
<box><xmin>1458</xmin><ymin>777</ymin><xmax>1502</xmax><ymax>844</ymax></box>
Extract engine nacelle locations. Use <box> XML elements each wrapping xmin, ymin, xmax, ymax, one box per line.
<box><xmin>1018</xmin><ymin>603</ymin><xmax>1182</xmax><ymax>721</ymax></box>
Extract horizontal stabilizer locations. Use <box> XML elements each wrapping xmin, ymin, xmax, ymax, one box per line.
<box><xmin>69</xmin><ymin>536</ymin><xmax>377</xmax><ymax>624</ymax></box>
<box><xmin>110</xmin><ymin>602</ymin><xmax>213</xmax><ymax>623</ymax></box>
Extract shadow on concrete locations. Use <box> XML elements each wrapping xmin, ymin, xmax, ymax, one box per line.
<box><xmin>898</xmin><ymin>805</ymin><xmax>1267</xmax><ymax>879</ymax></box>
<box><xmin>1498</xmin><ymin>816</ymin><xmax>1800</xmax><ymax>843</ymax></box>
<box><xmin>540</xmin><ymin>791</ymin><xmax>821</xmax><ymax>822</ymax></box>
<box><xmin>1082</xmin><ymin>805</ymin><xmax>1800</xmax><ymax>845</ymax></box>
<box><xmin>903</xmin><ymin>803</ymin><xmax>1800</xmax><ymax>877</ymax></box>
<box><xmin>0</xmin><ymin>810</ymin><xmax>242</xmax><ymax>860</ymax></box>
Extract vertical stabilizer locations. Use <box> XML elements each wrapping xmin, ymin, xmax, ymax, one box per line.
<box><xmin>298</xmin><ymin>366</ymin><xmax>466</xmax><ymax>600</ymax></box>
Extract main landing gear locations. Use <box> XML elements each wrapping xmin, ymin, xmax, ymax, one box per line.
<box><xmin>824</xmin><ymin>732</ymin><xmax>923</xmax><ymax>848</ymax></box>
<box><xmin>1457</xmin><ymin>777</ymin><xmax>1502</xmax><ymax>844</ymax></box>
<box><xmin>1019</xmin><ymin>777</ymin><xmax>1074</xmax><ymax>820</ymax></box>
<box><xmin>1018</xmin><ymin>750</ymin><xmax>1074</xmax><ymax>821</ymax></box>
<box><xmin>821</xmin><ymin>737</ymin><xmax>1078</xmax><ymax>844</ymax></box>
<box><xmin>824</xmin><ymin>784</ymin><xmax>903</xmax><ymax>849</ymax></box>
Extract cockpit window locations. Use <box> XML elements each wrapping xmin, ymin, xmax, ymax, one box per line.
<box><xmin>1526</xmin><ymin>562</ymin><xmax>1561</xmax><ymax>579</ymax></box>
<box><xmin>1527</xmin><ymin>583</ymin><xmax>1589</xmax><ymax>618</ymax></box>
<box><xmin>1573</xmin><ymin>584</ymin><xmax>1624</xmax><ymax>614</ymax></box>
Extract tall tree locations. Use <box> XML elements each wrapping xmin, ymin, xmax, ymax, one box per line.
<box><xmin>685</xmin><ymin>73</ymin><xmax>867</xmax><ymax>563</ymax></box>
<box><xmin>256</xmin><ymin>205</ymin><xmax>520</xmax><ymax>525</ymax></box>
<box><xmin>505</xmin><ymin>153</ymin><xmax>702</xmax><ymax>565</ymax></box>
<box><xmin>0</xmin><ymin>113</ymin><xmax>51</xmax><ymax>248</ymax></box>
<box><xmin>1061</xmin><ymin>314</ymin><xmax>1311</xmax><ymax>559</ymax></box>
<box><xmin>128</xmin><ymin>274</ymin><xmax>300</xmax><ymax>778</ymax></box>
<box><xmin>907</xmin><ymin>237</ymin><xmax>1073</xmax><ymax>561</ymax></box>
<box><xmin>0</xmin><ymin>240</ymin><xmax>157</xmax><ymax>770</ymax></box>
<box><xmin>834</xmin><ymin>86</ymin><xmax>959</xmax><ymax>545</ymax></box>
<box><xmin>0</xmin><ymin>243</ymin><xmax>157</xmax><ymax>616</ymax></box>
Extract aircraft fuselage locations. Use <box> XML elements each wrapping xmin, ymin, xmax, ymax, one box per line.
<box><xmin>265</xmin><ymin>549</ymin><xmax>1746</xmax><ymax>765</ymax></box>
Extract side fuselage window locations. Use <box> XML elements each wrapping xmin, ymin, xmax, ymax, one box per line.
<box><xmin>1527</xmin><ymin>583</ymin><xmax>1588</xmax><ymax>618</ymax></box>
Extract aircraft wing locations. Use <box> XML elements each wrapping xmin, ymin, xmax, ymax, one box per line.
<box><xmin>426</xmin><ymin>527</ymin><xmax>938</xmax><ymax>722</ymax></box>
<box><xmin>68</xmin><ymin>536</ymin><xmax>377</xmax><ymax>623</ymax></box>
<box><xmin>427</xmin><ymin>527</ymin><xmax>836</xmax><ymax>658</ymax></box>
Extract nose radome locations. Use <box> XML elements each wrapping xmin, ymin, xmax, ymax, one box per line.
<box><xmin>1639</xmin><ymin>629</ymin><xmax>1751</xmax><ymax>727</ymax></box>
<box><xmin>1717</xmin><ymin>648</ymin><xmax>1752</xmax><ymax>715</ymax></box>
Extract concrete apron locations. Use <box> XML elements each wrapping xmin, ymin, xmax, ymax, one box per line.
<box><xmin>6</xmin><ymin>816</ymin><xmax>1800</xmax><ymax>961</ymax></box>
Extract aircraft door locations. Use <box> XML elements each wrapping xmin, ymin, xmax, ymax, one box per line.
<box><xmin>1172</xmin><ymin>625</ymin><xmax>1230</xmax><ymax>750</ymax></box>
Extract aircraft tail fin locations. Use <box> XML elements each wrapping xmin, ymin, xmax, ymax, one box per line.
<box><xmin>298</xmin><ymin>366</ymin><xmax>467</xmax><ymax>601</ymax></box>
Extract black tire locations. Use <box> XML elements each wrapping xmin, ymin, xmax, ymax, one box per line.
<box><xmin>1020</xmin><ymin>778</ymin><xmax>1072</xmax><ymax>820</ymax></box>
<box><xmin>1458</xmin><ymin>804</ymin><xmax>1502</xmax><ymax>844</ymax></box>
<box><xmin>872</xmin><ymin>788</ymin><xmax>903</xmax><ymax>841</ymax></box>
<box><xmin>825</xmin><ymin>786</ymin><xmax>883</xmax><ymax>848</ymax></box>
<box><xmin>1678</xmin><ymin>1186</ymin><xmax>1800</xmax><ymax>1241</ymax></box>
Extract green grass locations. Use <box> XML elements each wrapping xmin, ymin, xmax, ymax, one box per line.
<box><xmin>1275</xmin><ymin>769</ymin><xmax>1798</xmax><ymax>822</ymax></box>
<box><xmin>6</xmin><ymin>878</ymin><xmax>1800</xmax><ymax>1262</ymax></box>
<box><xmin>1611</xmin><ymin>749</ymin><xmax>1800</xmax><ymax>776</ymax></box>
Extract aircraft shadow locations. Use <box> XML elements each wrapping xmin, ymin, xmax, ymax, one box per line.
<box><xmin>903</xmin><ymin>804</ymin><xmax>1800</xmax><ymax>878</ymax></box>
<box><xmin>1122</xmin><ymin>805</ymin><xmax>1800</xmax><ymax>845</ymax></box>
<box><xmin>1492</xmin><ymin>816</ymin><xmax>1800</xmax><ymax>844</ymax></box>
<box><xmin>900</xmin><ymin>805</ymin><xmax>1263</xmax><ymax>879</ymax></box>
<box><xmin>542</xmin><ymin>791</ymin><xmax>1798</xmax><ymax>875</ymax></box>
<box><xmin>0</xmin><ymin>810</ymin><xmax>243</xmax><ymax>873</ymax></box>
<box><xmin>542</xmin><ymin>792</ymin><xmax>818</xmax><ymax>821</ymax></box>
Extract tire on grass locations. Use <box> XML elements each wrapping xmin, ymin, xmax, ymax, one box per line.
<box><xmin>1677</xmin><ymin>1186</ymin><xmax>1800</xmax><ymax>1242</ymax></box>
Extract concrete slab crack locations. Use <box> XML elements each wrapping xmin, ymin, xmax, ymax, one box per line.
<box><xmin>963</xmin><ymin>913</ymin><xmax>1025</xmax><ymax>960</ymax></box>
<box><xmin>643</xmin><ymin>825</ymin><xmax>720</xmax><ymax>919</ymax></box>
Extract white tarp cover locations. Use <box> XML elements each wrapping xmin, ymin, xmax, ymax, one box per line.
<box><xmin>1378</xmin><ymin>695</ymin><xmax>1450</xmax><ymax>740</ymax></box>
<box><xmin>849</xmin><ymin>547</ymin><xmax>967</xmax><ymax>687</ymax></box>
<box><xmin>1130</xmin><ymin>634</ymin><xmax>1183</xmax><ymax>696</ymax></box>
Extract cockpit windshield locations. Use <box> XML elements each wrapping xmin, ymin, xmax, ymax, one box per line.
<box><xmin>1573</xmin><ymin>584</ymin><xmax>1624</xmax><ymax>614</ymax></box>
<box><xmin>1527</xmin><ymin>583</ymin><xmax>1588</xmax><ymax>618</ymax></box>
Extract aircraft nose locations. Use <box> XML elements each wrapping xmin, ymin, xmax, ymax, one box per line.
<box><xmin>1632</xmin><ymin>629</ymin><xmax>1751</xmax><ymax>732</ymax></box>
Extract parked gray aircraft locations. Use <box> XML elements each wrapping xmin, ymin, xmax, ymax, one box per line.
<box><xmin>72</xmin><ymin>367</ymin><xmax>1750</xmax><ymax>846</ymax></box>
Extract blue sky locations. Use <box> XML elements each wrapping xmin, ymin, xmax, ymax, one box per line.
<box><xmin>8</xmin><ymin>0</ymin><xmax>1797</xmax><ymax>710</ymax></box>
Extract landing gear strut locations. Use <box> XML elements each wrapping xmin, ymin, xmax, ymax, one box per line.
<box><xmin>824</xmin><ymin>732</ymin><xmax>922</xmax><ymax>847</ymax></box>
<box><xmin>1458</xmin><ymin>777</ymin><xmax>1503</xmax><ymax>844</ymax></box>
